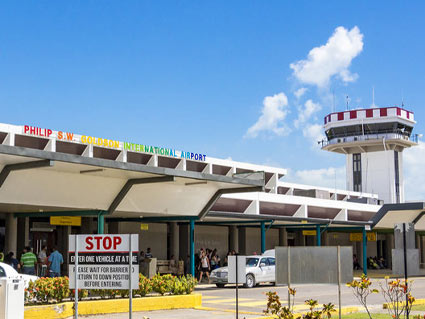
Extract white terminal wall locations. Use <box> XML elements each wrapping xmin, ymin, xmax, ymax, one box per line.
<box><xmin>244</xmin><ymin>228</ymin><xmax>279</xmax><ymax>255</ymax></box>
<box><xmin>346</xmin><ymin>150</ymin><xmax>403</xmax><ymax>204</ymax></box>
<box><xmin>195</xmin><ymin>226</ymin><xmax>228</xmax><ymax>258</ymax></box>
<box><xmin>118</xmin><ymin>222</ymin><xmax>168</xmax><ymax>260</ymax></box>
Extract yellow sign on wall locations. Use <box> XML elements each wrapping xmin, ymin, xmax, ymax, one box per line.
<box><xmin>50</xmin><ymin>216</ymin><xmax>81</xmax><ymax>226</ymax></box>
<box><xmin>349</xmin><ymin>232</ymin><xmax>377</xmax><ymax>242</ymax></box>
<box><xmin>140</xmin><ymin>224</ymin><xmax>149</xmax><ymax>231</ymax></box>
<box><xmin>302</xmin><ymin>230</ymin><xmax>317</xmax><ymax>236</ymax></box>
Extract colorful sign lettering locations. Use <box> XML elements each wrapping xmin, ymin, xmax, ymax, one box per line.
<box><xmin>349</xmin><ymin>232</ymin><xmax>376</xmax><ymax>242</ymax></box>
<box><xmin>23</xmin><ymin>125</ymin><xmax>207</xmax><ymax>162</ymax></box>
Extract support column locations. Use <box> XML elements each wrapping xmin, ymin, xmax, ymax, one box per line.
<box><xmin>228</xmin><ymin>226</ymin><xmax>238</xmax><ymax>252</ymax></box>
<box><xmin>420</xmin><ymin>235</ymin><xmax>424</xmax><ymax>265</ymax></box>
<box><xmin>17</xmin><ymin>217</ymin><xmax>29</xmax><ymax>258</ymax></box>
<box><xmin>415</xmin><ymin>233</ymin><xmax>421</xmax><ymax>264</ymax></box>
<box><xmin>261</xmin><ymin>222</ymin><xmax>266</xmax><ymax>254</ymax></box>
<box><xmin>386</xmin><ymin>234</ymin><xmax>394</xmax><ymax>269</ymax></box>
<box><xmin>58</xmin><ymin>226</ymin><xmax>71</xmax><ymax>275</ymax></box>
<box><xmin>323</xmin><ymin>231</ymin><xmax>329</xmax><ymax>246</ymax></box>
<box><xmin>363</xmin><ymin>228</ymin><xmax>368</xmax><ymax>275</ymax></box>
<box><xmin>24</xmin><ymin>217</ymin><xmax>30</xmax><ymax>246</ymax></box>
<box><xmin>170</xmin><ymin>222</ymin><xmax>179</xmax><ymax>260</ymax></box>
<box><xmin>316</xmin><ymin>225</ymin><xmax>321</xmax><ymax>246</ymax></box>
<box><xmin>189</xmin><ymin>220</ymin><xmax>195</xmax><ymax>277</ymax></box>
<box><xmin>278</xmin><ymin>228</ymin><xmax>287</xmax><ymax>246</ymax></box>
<box><xmin>238</xmin><ymin>227</ymin><xmax>246</xmax><ymax>255</ymax></box>
<box><xmin>179</xmin><ymin>224</ymin><xmax>189</xmax><ymax>263</ymax></box>
<box><xmin>5</xmin><ymin>214</ymin><xmax>17</xmax><ymax>255</ymax></box>
<box><xmin>97</xmin><ymin>213</ymin><xmax>104</xmax><ymax>234</ymax></box>
<box><xmin>294</xmin><ymin>230</ymin><xmax>304</xmax><ymax>246</ymax></box>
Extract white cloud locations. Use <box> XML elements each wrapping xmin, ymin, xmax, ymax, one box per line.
<box><xmin>294</xmin><ymin>99</ymin><xmax>322</xmax><ymax>128</ymax></box>
<box><xmin>294</xmin><ymin>87</ymin><xmax>308</xmax><ymax>99</ymax></box>
<box><xmin>404</xmin><ymin>141</ymin><xmax>425</xmax><ymax>201</ymax></box>
<box><xmin>285</xmin><ymin>166</ymin><xmax>346</xmax><ymax>190</ymax></box>
<box><xmin>290</xmin><ymin>26</ymin><xmax>364</xmax><ymax>88</ymax></box>
<box><xmin>303</xmin><ymin>123</ymin><xmax>325</xmax><ymax>147</ymax></box>
<box><xmin>245</xmin><ymin>92</ymin><xmax>290</xmax><ymax>138</ymax></box>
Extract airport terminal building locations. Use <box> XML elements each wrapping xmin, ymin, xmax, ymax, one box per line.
<box><xmin>0</xmin><ymin>106</ymin><xmax>424</xmax><ymax>275</ymax></box>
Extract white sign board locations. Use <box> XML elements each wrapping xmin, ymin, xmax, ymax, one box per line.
<box><xmin>68</xmin><ymin>234</ymin><xmax>139</xmax><ymax>290</ymax></box>
<box><xmin>228</xmin><ymin>255</ymin><xmax>246</xmax><ymax>284</ymax></box>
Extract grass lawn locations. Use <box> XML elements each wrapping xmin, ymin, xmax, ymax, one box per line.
<box><xmin>412</xmin><ymin>304</ymin><xmax>425</xmax><ymax>311</ymax></box>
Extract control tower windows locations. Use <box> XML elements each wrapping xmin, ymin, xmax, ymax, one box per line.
<box><xmin>394</xmin><ymin>151</ymin><xmax>400</xmax><ymax>203</ymax></box>
<box><xmin>353</xmin><ymin>153</ymin><xmax>362</xmax><ymax>192</ymax></box>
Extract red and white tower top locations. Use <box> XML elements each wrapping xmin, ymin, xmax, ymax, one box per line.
<box><xmin>322</xmin><ymin>106</ymin><xmax>417</xmax><ymax>154</ymax></box>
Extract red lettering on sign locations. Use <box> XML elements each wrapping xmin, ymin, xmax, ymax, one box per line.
<box><xmin>114</xmin><ymin>237</ymin><xmax>121</xmax><ymax>249</ymax></box>
<box><xmin>83</xmin><ymin>235</ymin><xmax>123</xmax><ymax>251</ymax></box>
<box><xmin>24</xmin><ymin>125</ymin><xmax>29</xmax><ymax>133</ymax></box>
<box><xmin>66</xmin><ymin>132</ymin><xmax>74</xmax><ymax>141</ymax></box>
<box><xmin>85</xmin><ymin>236</ymin><xmax>94</xmax><ymax>250</ymax></box>
<box><xmin>94</xmin><ymin>236</ymin><xmax>102</xmax><ymax>249</ymax></box>
<box><xmin>104</xmin><ymin>237</ymin><xmax>112</xmax><ymax>249</ymax></box>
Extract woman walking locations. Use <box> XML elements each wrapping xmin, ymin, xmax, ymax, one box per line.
<box><xmin>198</xmin><ymin>250</ymin><xmax>210</xmax><ymax>283</ymax></box>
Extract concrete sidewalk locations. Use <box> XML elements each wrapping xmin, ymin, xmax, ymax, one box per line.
<box><xmin>82</xmin><ymin>308</ymin><xmax>260</xmax><ymax>319</ymax></box>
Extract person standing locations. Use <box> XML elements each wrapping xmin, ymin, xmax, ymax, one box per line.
<box><xmin>48</xmin><ymin>246</ymin><xmax>64</xmax><ymax>277</ymax></box>
<box><xmin>145</xmin><ymin>247</ymin><xmax>153</xmax><ymax>258</ymax></box>
<box><xmin>38</xmin><ymin>245</ymin><xmax>48</xmax><ymax>277</ymax></box>
<box><xmin>198</xmin><ymin>251</ymin><xmax>210</xmax><ymax>283</ymax></box>
<box><xmin>4</xmin><ymin>252</ymin><xmax>19</xmax><ymax>271</ymax></box>
<box><xmin>20</xmin><ymin>246</ymin><xmax>37</xmax><ymax>275</ymax></box>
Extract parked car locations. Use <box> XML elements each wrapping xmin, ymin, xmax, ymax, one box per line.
<box><xmin>0</xmin><ymin>262</ymin><xmax>38</xmax><ymax>288</ymax></box>
<box><xmin>210</xmin><ymin>255</ymin><xmax>275</xmax><ymax>288</ymax></box>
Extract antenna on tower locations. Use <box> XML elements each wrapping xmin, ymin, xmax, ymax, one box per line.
<box><xmin>346</xmin><ymin>95</ymin><xmax>349</xmax><ymax>110</ymax></box>
<box><xmin>401</xmin><ymin>89</ymin><xmax>404</xmax><ymax>107</ymax></box>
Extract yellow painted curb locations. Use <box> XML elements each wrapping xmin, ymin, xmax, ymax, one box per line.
<box><xmin>195</xmin><ymin>305</ymin><xmax>263</xmax><ymax>315</ymax></box>
<box><xmin>25</xmin><ymin>294</ymin><xmax>202</xmax><ymax>319</ymax></box>
<box><xmin>383</xmin><ymin>298</ymin><xmax>425</xmax><ymax>309</ymax></box>
<box><xmin>24</xmin><ymin>302</ymin><xmax>74</xmax><ymax>319</ymax></box>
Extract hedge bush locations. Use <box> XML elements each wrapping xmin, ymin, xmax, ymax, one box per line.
<box><xmin>25</xmin><ymin>274</ymin><xmax>197</xmax><ymax>305</ymax></box>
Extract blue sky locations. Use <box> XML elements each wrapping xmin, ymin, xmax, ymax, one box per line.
<box><xmin>1</xmin><ymin>1</ymin><xmax>425</xmax><ymax>198</ymax></box>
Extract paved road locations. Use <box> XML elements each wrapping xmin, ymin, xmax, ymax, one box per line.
<box><xmin>83</xmin><ymin>308</ymin><xmax>260</xmax><ymax>319</ymax></box>
<box><xmin>82</xmin><ymin>277</ymin><xmax>425</xmax><ymax>318</ymax></box>
<box><xmin>198</xmin><ymin>277</ymin><xmax>425</xmax><ymax>314</ymax></box>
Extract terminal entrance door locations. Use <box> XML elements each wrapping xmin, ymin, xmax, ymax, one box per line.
<box><xmin>32</xmin><ymin>231</ymin><xmax>55</xmax><ymax>256</ymax></box>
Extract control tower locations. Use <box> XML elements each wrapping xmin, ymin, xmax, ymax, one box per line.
<box><xmin>321</xmin><ymin>106</ymin><xmax>418</xmax><ymax>204</ymax></box>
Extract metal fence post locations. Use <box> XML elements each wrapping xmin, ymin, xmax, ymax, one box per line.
<box><xmin>362</xmin><ymin>228</ymin><xmax>368</xmax><ymax>275</ymax></box>
<box><xmin>261</xmin><ymin>222</ymin><xmax>266</xmax><ymax>254</ymax></box>
<box><xmin>74</xmin><ymin>235</ymin><xmax>79</xmax><ymax>319</ymax></box>
<box><xmin>129</xmin><ymin>234</ymin><xmax>133</xmax><ymax>319</ymax></box>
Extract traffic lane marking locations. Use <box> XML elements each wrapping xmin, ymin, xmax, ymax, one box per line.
<box><xmin>202</xmin><ymin>296</ymin><xmax>221</xmax><ymax>300</ymax></box>
<box><xmin>203</xmin><ymin>298</ymin><xmax>253</xmax><ymax>304</ymax></box>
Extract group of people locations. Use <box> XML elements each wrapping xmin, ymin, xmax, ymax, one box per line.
<box><xmin>353</xmin><ymin>254</ymin><xmax>387</xmax><ymax>270</ymax></box>
<box><xmin>368</xmin><ymin>256</ymin><xmax>387</xmax><ymax>269</ymax></box>
<box><xmin>0</xmin><ymin>245</ymin><xmax>64</xmax><ymax>277</ymax></box>
<box><xmin>195</xmin><ymin>248</ymin><xmax>237</xmax><ymax>282</ymax></box>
